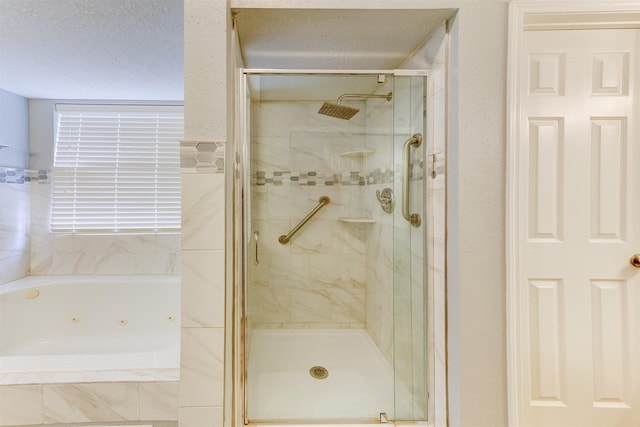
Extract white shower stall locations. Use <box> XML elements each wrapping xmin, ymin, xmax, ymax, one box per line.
<box><xmin>234</xmin><ymin>70</ymin><xmax>440</xmax><ymax>423</ymax></box>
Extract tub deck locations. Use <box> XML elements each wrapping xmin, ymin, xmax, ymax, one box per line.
<box><xmin>0</xmin><ymin>275</ymin><xmax>180</xmax><ymax>385</ymax></box>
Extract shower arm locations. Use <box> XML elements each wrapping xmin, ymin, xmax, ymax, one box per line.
<box><xmin>336</xmin><ymin>92</ymin><xmax>392</xmax><ymax>104</ymax></box>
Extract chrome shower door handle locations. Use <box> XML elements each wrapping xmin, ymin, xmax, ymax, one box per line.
<box><xmin>403</xmin><ymin>134</ymin><xmax>422</xmax><ymax>227</ymax></box>
<box><xmin>253</xmin><ymin>231</ymin><xmax>260</xmax><ymax>265</ymax></box>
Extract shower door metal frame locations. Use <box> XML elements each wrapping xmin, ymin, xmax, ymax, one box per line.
<box><xmin>232</xmin><ymin>68</ymin><xmax>433</xmax><ymax>426</ymax></box>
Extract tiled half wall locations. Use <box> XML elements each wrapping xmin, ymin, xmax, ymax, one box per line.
<box><xmin>0</xmin><ymin>382</ymin><xmax>178</xmax><ymax>426</ymax></box>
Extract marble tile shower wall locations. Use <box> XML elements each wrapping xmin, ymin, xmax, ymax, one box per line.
<box><xmin>362</xmin><ymin>78</ymin><xmax>431</xmax><ymax>380</ymax></box>
<box><xmin>247</xmin><ymin>94</ymin><xmax>431</xmax><ymax>334</ymax></box>
<box><xmin>248</xmin><ymin>101</ymin><xmax>370</xmax><ymax>329</ymax></box>
<box><xmin>0</xmin><ymin>168</ymin><xmax>31</xmax><ymax>284</ymax></box>
<box><xmin>399</xmin><ymin>77</ymin><xmax>430</xmax><ymax>416</ymax></box>
<box><xmin>428</xmin><ymin>66</ymin><xmax>447</xmax><ymax>425</ymax></box>
<box><xmin>246</xmin><ymin>88</ymin><xmax>442</xmax><ymax>404</ymax></box>
<box><xmin>362</xmin><ymin>92</ymin><xmax>395</xmax><ymax>364</ymax></box>
<box><xmin>363</xmin><ymin>76</ymin><xmax>440</xmax><ymax>417</ymax></box>
<box><xmin>179</xmin><ymin>139</ymin><xmax>225</xmax><ymax>423</ymax></box>
<box><xmin>28</xmin><ymin>174</ymin><xmax>180</xmax><ymax>276</ymax></box>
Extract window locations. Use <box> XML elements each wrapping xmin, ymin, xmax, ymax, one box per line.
<box><xmin>51</xmin><ymin>104</ymin><xmax>183</xmax><ymax>234</ymax></box>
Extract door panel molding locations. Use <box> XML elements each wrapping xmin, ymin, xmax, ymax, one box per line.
<box><xmin>506</xmin><ymin>2</ymin><xmax>640</xmax><ymax>426</ymax></box>
<box><xmin>524</xmin><ymin>11</ymin><xmax>640</xmax><ymax>31</ymax></box>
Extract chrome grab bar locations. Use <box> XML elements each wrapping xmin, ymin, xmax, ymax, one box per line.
<box><xmin>278</xmin><ymin>196</ymin><xmax>330</xmax><ymax>244</ymax></box>
<box><xmin>253</xmin><ymin>231</ymin><xmax>260</xmax><ymax>265</ymax></box>
<box><xmin>403</xmin><ymin>133</ymin><xmax>422</xmax><ymax>227</ymax></box>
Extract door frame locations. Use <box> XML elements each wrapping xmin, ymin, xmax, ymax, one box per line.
<box><xmin>505</xmin><ymin>1</ymin><xmax>640</xmax><ymax>425</ymax></box>
<box><xmin>233</xmin><ymin>68</ymin><xmax>440</xmax><ymax>426</ymax></box>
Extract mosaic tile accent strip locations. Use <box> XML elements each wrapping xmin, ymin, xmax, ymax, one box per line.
<box><xmin>0</xmin><ymin>167</ymin><xmax>49</xmax><ymax>184</ymax></box>
<box><xmin>251</xmin><ymin>160</ymin><xmax>428</xmax><ymax>187</ymax></box>
<box><xmin>253</xmin><ymin>170</ymin><xmax>368</xmax><ymax>187</ymax></box>
<box><xmin>180</xmin><ymin>140</ymin><xmax>225</xmax><ymax>174</ymax></box>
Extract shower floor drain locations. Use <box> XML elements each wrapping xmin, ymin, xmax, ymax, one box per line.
<box><xmin>309</xmin><ymin>365</ymin><xmax>329</xmax><ymax>379</ymax></box>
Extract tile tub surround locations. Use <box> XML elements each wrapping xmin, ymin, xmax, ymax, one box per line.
<box><xmin>0</xmin><ymin>381</ymin><xmax>179</xmax><ymax>426</ymax></box>
<box><xmin>0</xmin><ymin>168</ymin><xmax>40</xmax><ymax>282</ymax></box>
<box><xmin>0</xmin><ymin>172</ymin><xmax>30</xmax><ymax>285</ymax></box>
<box><xmin>0</xmin><ymin>167</ymin><xmax>48</xmax><ymax>184</ymax></box>
<box><xmin>0</xmin><ymin>167</ymin><xmax>182</xmax><ymax>280</ymax></box>
<box><xmin>28</xmin><ymin>181</ymin><xmax>181</xmax><ymax>276</ymax></box>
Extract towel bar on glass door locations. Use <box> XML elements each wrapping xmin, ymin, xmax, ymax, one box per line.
<box><xmin>278</xmin><ymin>196</ymin><xmax>330</xmax><ymax>244</ymax></box>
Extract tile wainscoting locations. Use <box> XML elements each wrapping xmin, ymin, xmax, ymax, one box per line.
<box><xmin>179</xmin><ymin>139</ymin><xmax>226</xmax><ymax>426</ymax></box>
<box><xmin>0</xmin><ymin>382</ymin><xmax>179</xmax><ymax>426</ymax></box>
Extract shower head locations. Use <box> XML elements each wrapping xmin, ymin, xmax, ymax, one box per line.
<box><xmin>318</xmin><ymin>102</ymin><xmax>360</xmax><ymax>120</ymax></box>
<box><xmin>318</xmin><ymin>92</ymin><xmax>393</xmax><ymax>120</ymax></box>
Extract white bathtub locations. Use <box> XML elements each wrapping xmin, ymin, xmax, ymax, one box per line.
<box><xmin>0</xmin><ymin>275</ymin><xmax>180</xmax><ymax>385</ymax></box>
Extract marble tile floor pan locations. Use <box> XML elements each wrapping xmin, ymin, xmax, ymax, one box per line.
<box><xmin>247</xmin><ymin>329</ymin><xmax>394</xmax><ymax>422</ymax></box>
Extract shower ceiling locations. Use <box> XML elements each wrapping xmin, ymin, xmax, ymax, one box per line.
<box><xmin>234</xmin><ymin>8</ymin><xmax>456</xmax><ymax>101</ymax></box>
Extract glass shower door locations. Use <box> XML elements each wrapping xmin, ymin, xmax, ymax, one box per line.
<box><xmin>391</xmin><ymin>75</ymin><xmax>429</xmax><ymax>421</ymax></box>
<box><xmin>240</xmin><ymin>71</ymin><xmax>429</xmax><ymax>423</ymax></box>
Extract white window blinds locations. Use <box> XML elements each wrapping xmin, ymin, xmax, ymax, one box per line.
<box><xmin>52</xmin><ymin>104</ymin><xmax>183</xmax><ymax>234</ymax></box>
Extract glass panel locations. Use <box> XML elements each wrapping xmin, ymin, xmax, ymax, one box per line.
<box><xmin>392</xmin><ymin>75</ymin><xmax>428</xmax><ymax>421</ymax></box>
<box><xmin>245</xmin><ymin>72</ymin><xmax>393</xmax><ymax>422</ymax></box>
<box><xmin>242</xmin><ymin>72</ymin><xmax>427</xmax><ymax>423</ymax></box>
<box><xmin>240</xmin><ymin>74</ymin><xmax>252</xmax><ymax>424</ymax></box>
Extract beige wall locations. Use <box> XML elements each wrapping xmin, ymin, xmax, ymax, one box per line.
<box><xmin>182</xmin><ymin>1</ymin><xmax>510</xmax><ymax>427</ymax></box>
<box><xmin>446</xmin><ymin>4</ymin><xmax>508</xmax><ymax>426</ymax></box>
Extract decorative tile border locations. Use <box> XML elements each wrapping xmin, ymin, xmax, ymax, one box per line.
<box><xmin>252</xmin><ymin>170</ymin><xmax>368</xmax><ymax>186</ymax></box>
<box><xmin>0</xmin><ymin>167</ymin><xmax>49</xmax><ymax>184</ymax></box>
<box><xmin>0</xmin><ymin>159</ymin><xmax>440</xmax><ymax>186</ymax></box>
<box><xmin>180</xmin><ymin>140</ymin><xmax>225</xmax><ymax>174</ymax></box>
<box><xmin>252</xmin><ymin>322</ymin><xmax>366</xmax><ymax>330</ymax></box>
<box><xmin>251</xmin><ymin>160</ymin><xmax>430</xmax><ymax>187</ymax></box>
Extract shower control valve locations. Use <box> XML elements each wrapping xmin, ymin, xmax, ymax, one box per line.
<box><xmin>376</xmin><ymin>188</ymin><xmax>394</xmax><ymax>214</ymax></box>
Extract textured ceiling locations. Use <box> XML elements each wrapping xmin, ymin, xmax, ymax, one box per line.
<box><xmin>234</xmin><ymin>8</ymin><xmax>456</xmax><ymax>101</ymax></box>
<box><xmin>0</xmin><ymin>2</ymin><xmax>455</xmax><ymax>101</ymax></box>
<box><xmin>234</xmin><ymin>8</ymin><xmax>455</xmax><ymax>70</ymax></box>
<box><xmin>0</xmin><ymin>0</ymin><xmax>184</xmax><ymax>100</ymax></box>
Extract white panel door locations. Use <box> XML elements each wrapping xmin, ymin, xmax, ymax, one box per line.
<box><xmin>518</xmin><ymin>29</ymin><xmax>640</xmax><ymax>426</ymax></box>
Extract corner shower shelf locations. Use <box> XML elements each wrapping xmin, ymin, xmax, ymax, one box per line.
<box><xmin>339</xmin><ymin>149</ymin><xmax>375</xmax><ymax>158</ymax></box>
<box><xmin>338</xmin><ymin>217</ymin><xmax>376</xmax><ymax>224</ymax></box>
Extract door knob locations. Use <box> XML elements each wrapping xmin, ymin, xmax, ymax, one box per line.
<box><xmin>630</xmin><ymin>254</ymin><xmax>640</xmax><ymax>268</ymax></box>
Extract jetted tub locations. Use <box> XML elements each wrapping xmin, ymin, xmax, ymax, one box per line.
<box><xmin>0</xmin><ymin>275</ymin><xmax>180</xmax><ymax>385</ymax></box>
